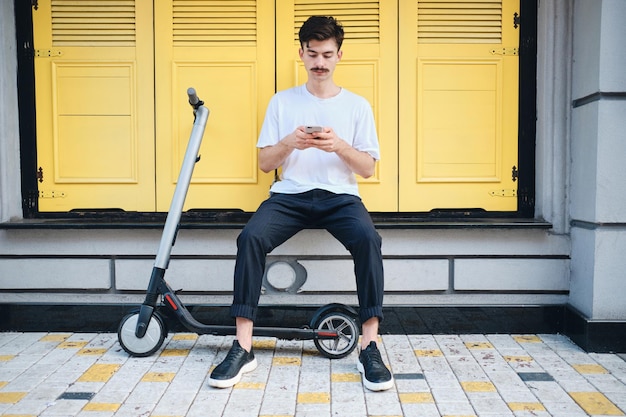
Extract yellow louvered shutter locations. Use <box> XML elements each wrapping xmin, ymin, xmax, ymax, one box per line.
<box><xmin>32</xmin><ymin>1</ymin><xmax>521</xmax><ymax>215</ymax></box>
<box><xmin>50</xmin><ymin>1</ymin><xmax>136</xmax><ymax>45</ymax></box>
<box><xmin>417</xmin><ymin>1</ymin><xmax>504</xmax><ymax>44</ymax></box>
<box><xmin>32</xmin><ymin>0</ymin><xmax>156</xmax><ymax>211</ymax></box>
<box><xmin>277</xmin><ymin>0</ymin><xmax>398</xmax><ymax>211</ymax></box>
<box><xmin>154</xmin><ymin>0</ymin><xmax>276</xmax><ymax>211</ymax></box>
<box><xmin>399</xmin><ymin>0</ymin><xmax>520</xmax><ymax>211</ymax></box>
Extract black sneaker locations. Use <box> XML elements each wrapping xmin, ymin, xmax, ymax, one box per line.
<box><xmin>209</xmin><ymin>340</ymin><xmax>257</xmax><ymax>388</ymax></box>
<box><xmin>357</xmin><ymin>341</ymin><xmax>394</xmax><ymax>391</ymax></box>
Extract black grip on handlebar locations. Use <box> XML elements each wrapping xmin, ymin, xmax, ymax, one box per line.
<box><xmin>187</xmin><ymin>87</ymin><xmax>200</xmax><ymax>106</ymax></box>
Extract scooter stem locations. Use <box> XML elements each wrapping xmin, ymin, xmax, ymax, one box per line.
<box><xmin>154</xmin><ymin>94</ymin><xmax>209</xmax><ymax>269</ymax></box>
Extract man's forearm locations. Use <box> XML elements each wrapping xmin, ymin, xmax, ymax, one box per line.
<box><xmin>335</xmin><ymin>145</ymin><xmax>376</xmax><ymax>178</ymax></box>
<box><xmin>259</xmin><ymin>140</ymin><xmax>293</xmax><ymax>173</ymax></box>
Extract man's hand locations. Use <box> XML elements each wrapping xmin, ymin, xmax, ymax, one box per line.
<box><xmin>304</xmin><ymin>126</ymin><xmax>347</xmax><ymax>153</ymax></box>
<box><xmin>305</xmin><ymin>127</ymin><xmax>376</xmax><ymax>178</ymax></box>
<box><xmin>259</xmin><ymin>126</ymin><xmax>376</xmax><ymax>178</ymax></box>
<box><xmin>258</xmin><ymin>127</ymin><xmax>309</xmax><ymax>172</ymax></box>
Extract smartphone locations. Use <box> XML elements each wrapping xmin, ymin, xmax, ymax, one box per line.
<box><xmin>304</xmin><ymin>126</ymin><xmax>323</xmax><ymax>134</ymax></box>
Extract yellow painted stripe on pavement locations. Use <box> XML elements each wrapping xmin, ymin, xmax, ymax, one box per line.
<box><xmin>513</xmin><ymin>335</ymin><xmax>542</xmax><ymax>343</ymax></box>
<box><xmin>297</xmin><ymin>392</ymin><xmax>330</xmax><ymax>404</ymax></box>
<box><xmin>573</xmin><ymin>364</ymin><xmax>609</xmax><ymax>374</ymax></box>
<box><xmin>570</xmin><ymin>392</ymin><xmax>624</xmax><ymax>416</ymax></box>
<box><xmin>464</xmin><ymin>342</ymin><xmax>494</xmax><ymax>349</ymax></box>
<box><xmin>0</xmin><ymin>355</ymin><xmax>15</xmax><ymax>361</ymax></box>
<box><xmin>399</xmin><ymin>392</ymin><xmax>434</xmax><ymax>403</ymax></box>
<box><xmin>0</xmin><ymin>392</ymin><xmax>28</xmax><ymax>404</ymax></box>
<box><xmin>504</xmin><ymin>355</ymin><xmax>534</xmax><ymax>363</ymax></box>
<box><xmin>40</xmin><ymin>334</ymin><xmax>70</xmax><ymax>342</ymax></box>
<box><xmin>272</xmin><ymin>357</ymin><xmax>301</xmax><ymax>366</ymax></box>
<box><xmin>78</xmin><ymin>348</ymin><xmax>107</xmax><ymax>356</ymax></box>
<box><xmin>141</xmin><ymin>372</ymin><xmax>176</xmax><ymax>382</ymax></box>
<box><xmin>415</xmin><ymin>349</ymin><xmax>443</xmax><ymax>357</ymax></box>
<box><xmin>82</xmin><ymin>402</ymin><xmax>120</xmax><ymax>412</ymax></box>
<box><xmin>234</xmin><ymin>381</ymin><xmax>266</xmax><ymax>390</ymax></box>
<box><xmin>507</xmin><ymin>402</ymin><xmax>546</xmax><ymax>412</ymax></box>
<box><xmin>253</xmin><ymin>339</ymin><xmax>277</xmax><ymax>350</ymax></box>
<box><xmin>172</xmin><ymin>333</ymin><xmax>198</xmax><ymax>340</ymax></box>
<box><xmin>461</xmin><ymin>381</ymin><xmax>496</xmax><ymax>392</ymax></box>
<box><xmin>78</xmin><ymin>364</ymin><xmax>120</xmax><ymax>382</ymax></box>
<box><xmin>160</xmin><ymin>349</ymin><xmax>190</xmax><ymax>357</ymax></box>
<box><xmin>58</xmin><ymin>341</ymin><xmax>88</xmax><ymax>349</ymax></box>
<box><xmin>331</xmin><ymin>373</ymin><xmax>361</xmax><ymax>382</ymax></box>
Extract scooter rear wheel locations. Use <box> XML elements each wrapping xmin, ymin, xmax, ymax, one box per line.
<box><xmin>117</xmin><ymin>312</ymin><xmax>166</xmax><ymax>357</ymax></box>
<box><xmin>312</xmin><ymin>310</ymin><xmax>359</xmax><ymax>359</ymax></box>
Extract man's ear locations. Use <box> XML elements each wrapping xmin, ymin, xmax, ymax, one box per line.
<box><xmin>337</xmin><ymin>50</ymin><xmax>343</xmax><ymax>61</ymax></box>
<box><xmin>298</xmin><ymin>48</ymin><xmax>304</xmax><ymax>59</ymax></box>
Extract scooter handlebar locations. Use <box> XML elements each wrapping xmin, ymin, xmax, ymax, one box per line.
<box><xmin>187</xmin><ymin>87</ymin><xmax>202</xmax><ymax>107</ymax></box>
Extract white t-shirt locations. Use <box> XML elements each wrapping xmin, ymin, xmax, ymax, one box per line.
<box><xmin>257</xmin><ymin>84</ymin><xmax>380</xmax><ymax>197</ymax></box>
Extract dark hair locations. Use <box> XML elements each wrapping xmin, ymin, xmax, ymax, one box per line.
<box><xmin>298</xmin><ymin>16</ymin><xmax>344</xmax><ymax>50</ymax></box>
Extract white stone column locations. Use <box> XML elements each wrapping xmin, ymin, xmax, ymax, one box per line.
<box><xmin>0</xmin><ymin>0</ymin><xmax>23</xmax><ymax>222</ymax></box>
<box><xmin>569</xmin><ymin>0</ymin><xmax>626</xmax><ymax>320</ymax></box>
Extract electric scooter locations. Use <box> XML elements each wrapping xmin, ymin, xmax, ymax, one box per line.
<box><xmin>117</xmin><ymin>88</ymin><xmax>360</xmax><ymax>359</ymax></box>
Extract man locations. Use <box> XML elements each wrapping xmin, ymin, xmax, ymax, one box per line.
<box><xmin>209</xmin><ymin>16</ymin><xmax>393</xmax><ymax>392</ymax></box>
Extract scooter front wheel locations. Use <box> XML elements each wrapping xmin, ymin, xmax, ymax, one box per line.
<box><xmin>312</xmin><ymin>310</ymin><xmax>359</xmax><ymax>359</ymax></box>
<box><xmin>117</xmin><ymin>312</ymin><xmax>166</xmax><ymax>357</ymax></box>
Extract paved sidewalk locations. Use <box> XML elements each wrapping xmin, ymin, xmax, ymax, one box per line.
<box><xmin>1</xmin><ymin>332</ymin><xmax>625</xmax><ymax>417</ymax></box>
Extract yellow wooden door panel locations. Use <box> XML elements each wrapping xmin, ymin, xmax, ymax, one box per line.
<box><xmin>419</xmin><ymin>60</ymin><xmax>501</xmax><ymax>180</ymax></box>
<box><xmin>399</xmin><ymin>0</ymin><xmax>520</xmax><ymax>212</ymax></box>
<box><xmin>154</xmin><ymin>0</ymin><xmax>275</xmax><ymax>212</ymax></box>
<box><xmin>33</xmin><ymin>0</ymin><xmax>155</xmax><ymax>211</ymax></box>
<box><xmin>277</xmin><ymin>0</ymin><xmax>398</xmax><ymax>212</ymax></box>
<box><xmin>55</xmin><ymin>64</ymin><xmax>135</xmax><ymax>182</ymax></box>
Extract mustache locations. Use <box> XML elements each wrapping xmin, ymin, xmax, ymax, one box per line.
<box><xmin>311</xmin><ymin>67</ymin><xmax>329</xmax><ymax>72</ymax></box>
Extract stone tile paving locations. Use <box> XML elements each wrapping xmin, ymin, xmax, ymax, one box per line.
<box><xmin>0</xmin><ymin>331</ymin><xmax>625</xmax><ymax>416</ymax></box>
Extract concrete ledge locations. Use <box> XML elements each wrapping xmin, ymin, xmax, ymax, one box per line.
<box><xmin>0</xmin><ymin>216</ymin><xmax>553</xmax><ymax>230</ymax></box>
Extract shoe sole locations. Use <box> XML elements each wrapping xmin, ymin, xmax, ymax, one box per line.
<box><xmin>208</xmin><ymin>357</ymin><xmax>258</xmax><ymax>388</ymax></box>
<box><xmin>357</xmin><ymin>360</ymin><xmax>394</xmax><ymax>391</ymax></box>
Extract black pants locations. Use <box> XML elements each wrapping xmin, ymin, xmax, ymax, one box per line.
<box><xmin>230</xmin><ymin>189</ymin><xmax>384</xmax><ymax>324</ymax></box>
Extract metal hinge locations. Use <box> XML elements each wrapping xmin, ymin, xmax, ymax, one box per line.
<box><xmin>35</xmin><ymin>49</ymin><xmax>63</xmax><ymax>57</ymax></box>
<box><xmin>39</xmin><ymin>190</ymin><xmax>66</xmax><ymax>199</ymax></box>
<box><xmin>489</xmin><ymin>189</ymin><xmax>517</xmax><ymax>197</ymax></box>
<box><xmin>491</xmin><ymin>47</ymin><xmax>519</xmax><ymax>56</ymax></box>
<box><xmin>514</xmin><ymin>12</ymin><xmax>520</xmax><ymax>29</ymax></box>
<box><xmin>31</xmin><ymin>0</ymin><xmax>38</xmax><ymax>10</ymax></box>
<box><xmin>512</xmin><ymin>165</ymin><xmax>519</xmax><ymax>182</ymax></box>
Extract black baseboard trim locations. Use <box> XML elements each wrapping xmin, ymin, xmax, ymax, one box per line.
<box><xmin>0</xmin><ymin>303</ymin><xmax>564</xmax><ymax>334</ymax></box>
<box><xmin>563</xmin><ymin>306</ymin><xmax>626</xmax><ymax>353</ymax></box>
<box><xmin>3</xmin><ymin>303</ymin><xmax>623</xmax><ymax>352</ymax></box>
